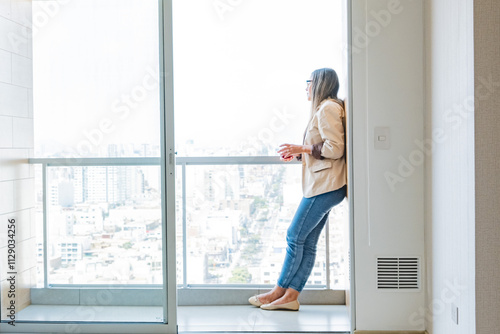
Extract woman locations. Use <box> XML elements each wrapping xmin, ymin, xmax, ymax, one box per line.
<box><xmin>248</xmin><ymin>68</ymin><xmax>347</xmax><ymax>311</ymax></box>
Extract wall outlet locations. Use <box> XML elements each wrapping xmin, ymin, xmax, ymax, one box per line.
<box><xmin>451</xmin><ymin>303</ymin><xmax>459</xmax><ymax>324</ymax></box>
<box><xmin>374</xmin><ymin>127</ymin><xmax>391</xmax><ymax>150</ymax></box>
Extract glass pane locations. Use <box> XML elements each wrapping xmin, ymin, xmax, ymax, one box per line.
<box><xmin>180</xmin><ymin>163</ymin><xmax>331</xmax><ymax>286</ymax></box>
<box><xmin>172</xmin><ymin>0</ymin><xmax>347</xmax><ymax>290</ymax></box>
<box><xmin>175</xmin><ymin>164</ymin><xmax>184</xmax><ymax>286</ymax></box>
<box><xmin>172</xmin><ymin>0</ymin><xmax>345</xmax><ymax>157</ymax></box>
<box><xmin>44</xmin><ymin>165</ymin><xmax>163</xmax><ymax>285</ymax></box>
<box><xmin>25</xmin><ymin>0</ymin><xmax>166</xmax><ymax>324</ymax></box>
<box><xmin>328</xmin><ymin>198</ymin><xmax>349</xmax><ymax>289</ymax></box>
<box><xmin>34</xmin><ymin>0</ymin><xmax>161</xmax><ymax>159</ymax></box>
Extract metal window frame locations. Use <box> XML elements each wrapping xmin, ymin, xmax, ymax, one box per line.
<box><xmin>160</xmin><ymin>0</ymin><xmax>176</xmax><ymax>328</ymax></box>
<box><xmin>345</xmin><ymin>0</ymin><xmax>356</xmax><ymax>332</ymax></box>
<box><xmin>0</xmin><ymin>0</ymin><xmax>177</xmax><ymax>333</ymax></box>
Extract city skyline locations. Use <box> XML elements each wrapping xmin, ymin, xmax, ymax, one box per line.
<box><xmin>33</xmin><ymin>143</ymin><xmax>349</xmax><ymax>288</ymax></box>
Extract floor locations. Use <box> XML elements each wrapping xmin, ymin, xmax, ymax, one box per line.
<box><xmin>12</xmin><ymin>304</ymin><xmax>351</xmax><ymax>332</ymax></box>
<box><xmin>179</xmin><ymin>305</ymin><xmax>350</xmax><ymax>332</ymax></box>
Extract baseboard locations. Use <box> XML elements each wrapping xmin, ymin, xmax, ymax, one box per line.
<box><xmin>354</xmin><ymin>331</ymin><xmax>428</xmax><ymax>334</ymax></box>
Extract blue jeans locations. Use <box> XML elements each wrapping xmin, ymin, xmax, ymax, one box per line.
<box><xmin>277</xmin><ymin>185</ymin><xmax>347</xmax><ymax>292</ymax></box>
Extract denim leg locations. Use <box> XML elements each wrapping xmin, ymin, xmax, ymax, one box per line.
<box><xmin>276</xmin><ymin>185</ymin><xmax>346</xmax><ymax>292</ymax></box>
<box><xmin>287</xmin><ymin>211</ymin><xmax>330</xmax><ymax>292</ymax></box>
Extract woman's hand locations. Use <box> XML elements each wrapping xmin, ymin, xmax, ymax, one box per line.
<box><xmin>277</xmin><ymin>144</ymin><xmax>312</xmax><ymax>161</ymax></box>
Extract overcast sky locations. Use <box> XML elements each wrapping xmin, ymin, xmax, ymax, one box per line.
<box><xmin>34</xmin><ymin>0</ymin><xmax>345</xmax><ymax>157</ymax></box>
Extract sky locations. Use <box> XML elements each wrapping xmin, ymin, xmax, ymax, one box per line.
<box><xmin>33</xmin><ymin>0</ymin><xmax>346</xmax><ymax>157</ymax></box>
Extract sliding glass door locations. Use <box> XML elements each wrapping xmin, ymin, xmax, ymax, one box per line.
<box><xmin>0</xmin><ymin>0</ymin><xmax>177</xmax><ymax>332</ymax></box>
<box><xmin>171</xmin><ymin>0</ymin><xmax>348</xmax><ymax>292</ymax></box>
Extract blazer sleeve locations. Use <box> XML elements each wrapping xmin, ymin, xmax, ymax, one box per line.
<box><xmin>317</xmin><ymin>103</ymin><xmax>345</xmax><ymax>160</ymax></box>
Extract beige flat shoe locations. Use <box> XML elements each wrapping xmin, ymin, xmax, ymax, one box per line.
<box><xmin>248</xmin><ymin>295</ymin><xmax>263</xmax><ymax>307</ymax></box>
<box><xmin>260</xmin><ymin>300</ymin><xmax>300</xmax><ymax>311</ymax></box>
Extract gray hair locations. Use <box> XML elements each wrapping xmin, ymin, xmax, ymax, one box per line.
<box><xmin>310</xmin><ymin>68</ymin><xmax>343</xmax><ymax>117</ymax></box>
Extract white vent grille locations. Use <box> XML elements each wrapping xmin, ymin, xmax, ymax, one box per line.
<box><xmin>377</xmin><ymin>257</ymin><xmax>419</xmax><ymax>289</ymax></box>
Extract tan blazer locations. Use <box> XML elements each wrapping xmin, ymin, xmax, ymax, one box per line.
<box><xmin>299</xmin><ymin>97</ymin><xmax>347</xmax><ymax>198</ymax></box>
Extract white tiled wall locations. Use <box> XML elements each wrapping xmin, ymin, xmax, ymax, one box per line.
<box><xmin>0</xmin><ymin>0</ymin><xmax>35</xmax><ymax>317</ymax></box>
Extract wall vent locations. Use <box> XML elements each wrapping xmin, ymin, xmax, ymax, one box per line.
<box><xmin>377</xmin><ymin>257</ymin><xmax>420</xmax><ymax>289</ymax></box>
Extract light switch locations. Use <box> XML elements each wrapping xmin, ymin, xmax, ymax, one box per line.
<box><xmin>374</xmin><ymin>127</ymin><xmax>390</xmax><ymax>150</ymax></box>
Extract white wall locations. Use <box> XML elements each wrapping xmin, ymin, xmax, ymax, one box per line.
<box><xmin>351</xmin><ymin>0</ymin><xmax>425</xmax><ymax>330</ymax></box>
<box><xmin>0</xmin><ymin>0</ymin><xmax>35</xmax><ymax>317</ymax></box>
<box><xmin>423</xmin><ymin>0</ymin><xmax>475</xmax><ymax>333</ymax></box>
